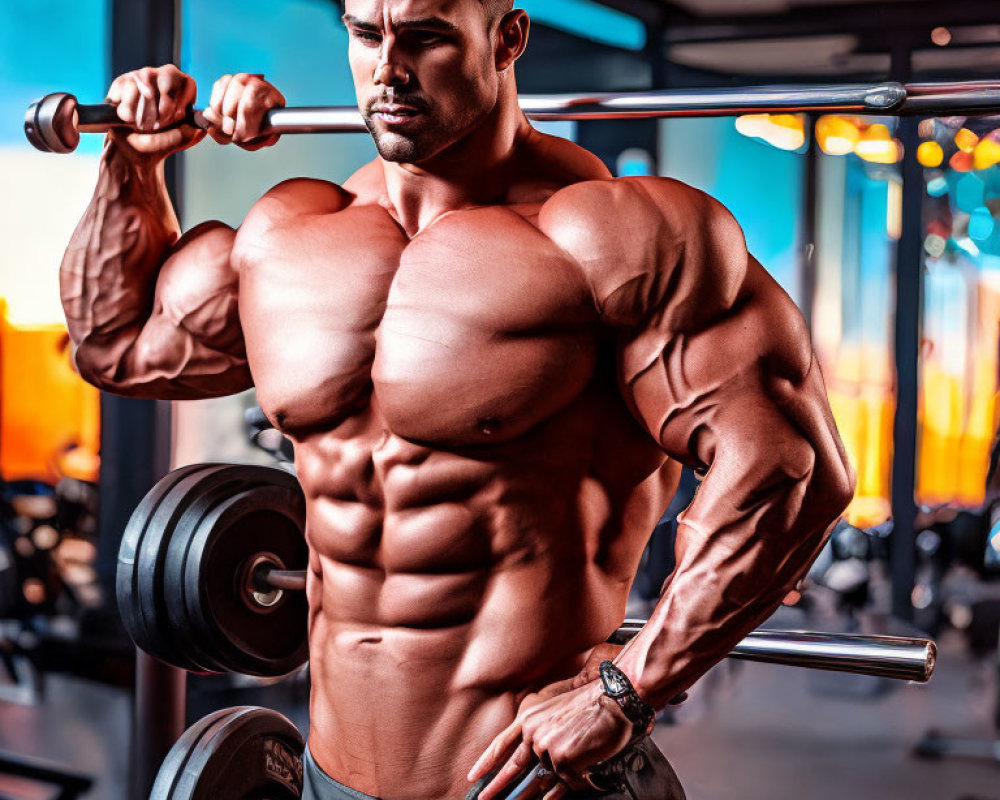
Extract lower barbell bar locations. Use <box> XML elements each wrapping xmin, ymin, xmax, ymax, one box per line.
<box><xmin>25</xmin><ymin>80</ymin><xmax>1000</xmax><ymax>154</ymax></box>
<box><xmin>249</xmin><ymin>561</ymin><xmax>934</xmax><ymax>683</ymax></box>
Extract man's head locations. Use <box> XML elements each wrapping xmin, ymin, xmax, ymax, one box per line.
<box><xmin>342</xmin><ymin>0</ymin><xmax>528</xmax><ymax>164</ymax></box>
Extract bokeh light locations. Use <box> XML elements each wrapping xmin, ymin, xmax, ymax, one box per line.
<box><xmin>816</xmin><ymin>115</ymin><xmax>860</xmax><ymax>156</ymax></box>
<box><xmin>917</xmin><ymin>140</ymin><xmax>944</xmax><ymax>168</ymax></box>
<box><xmin>969</xmin><ymin>207</ymin><xmax>995</xmax><ymax>242</ymax></box>
<box><xmin>855</xmin><ymin>124</ymin><xmax>901</xmax><ymax>164</ymax></box>
<box><xmin>955</xmin><ymin>128</ymin><xmax>979</xmax><ymax>153</ymax></box>
<box><xmin>955</xmin><ymin>173</ymin><xmax>985</xmax><ymax>213</ymax></box>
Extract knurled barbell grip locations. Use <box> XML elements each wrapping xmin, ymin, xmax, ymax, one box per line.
<box><xmin>24</xmin><ymin>92</ymin><xmax>364</xmax><ymax>153</ymax></box>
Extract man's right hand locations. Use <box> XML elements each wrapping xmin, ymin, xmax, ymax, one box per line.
<box><xmin>107</xmin><ymin>65</ymin><xmax>205</xmax><ymax>160</ymax></box>
<box><xmin>106</xmin><ymin>65</ymin><xmax>285</xmax><ymax>161</ymax></box>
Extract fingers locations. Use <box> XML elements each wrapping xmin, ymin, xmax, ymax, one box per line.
<box><xmin>106</xmin><ymin>65</ymin><xmax>202</xmax><ymax>157</ymax></box>
<box><xmin>204</xmin><ymin>73</ymin><xmax>284</xmax><ymax>150</ymax></box>
<box><xmin>468</xmin><ymin>719</ymin><xmax>523</xmax><ymax>783</ymax></box>
<box><xmin>110</xmin><ymin>78</ymin><xmax>140</xmax><ymax>126</ymax></box>
<box><xmin>477</xmin><ymin>743</ymin><xmax>535</xmax><ymax>800</ymax></box>
<box><xmin>135</xmin><ymin>69</ymin><xmax>160</xmax><ymax>131</ymax></box>
<box><xmin>541</xmin><ymin>783</ymin><xmax>569</xmax><ymax>800</ymax></box>
<box><xmin>155</xmin><ymin>66</ymin><xmax>195</xmax><ymax>128</ymax></box>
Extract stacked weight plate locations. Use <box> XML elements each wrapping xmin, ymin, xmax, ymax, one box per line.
<box><xmin>117</xmin><ymin>463</ymin><xmax>309</xmax><ymax>676</ymax></box>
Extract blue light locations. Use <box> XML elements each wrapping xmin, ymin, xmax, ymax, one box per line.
<box><xmin>519</xmin><ymin>0</ymin><xmax>646</xmax><ymax>51</ymax></box>
<box><xmin>969</xmin><ymin>206</ymin><xmax>995</xmax><ymax>241</ymax></box>
<box><xmin>955</xmin><ymin>173</ymin><xmax>985</xmax><ymax>214</ymax></box>
<box><xmin>926</xmin><ymin>176</ymin><xmax>949</xmax><ymax>197</ymax></box>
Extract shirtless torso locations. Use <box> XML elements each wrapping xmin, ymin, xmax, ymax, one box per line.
<box><xmin>249</xmin><ymin>144</ymin><xmax>677</xmax><ymax>797</ymax></box>
<box><xmin>60</xmin><ymin>3</ymin><xmax>854</xmax><ymax>797</ymax></box>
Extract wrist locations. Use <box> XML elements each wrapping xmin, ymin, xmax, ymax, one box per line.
<box><xmin>104</xmin><ymin>133</ymin><xmax>168</xmax><ymax>174</ymax></box>
<box><xmin>598</xmin><ymin>661</ymin><xmax>656</xmax><ymax>737</ymax></box>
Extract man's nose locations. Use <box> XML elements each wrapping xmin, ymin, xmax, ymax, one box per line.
<box><xmin>373</xmin><ymin>45</ymin><xmax>410</xmax><ymax>87</ymax></box>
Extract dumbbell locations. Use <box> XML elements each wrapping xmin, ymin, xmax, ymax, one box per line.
<box><xmin>120</xmin><ymin>463</ymin><xmax>937</xmax><ymax>683</ymax></box>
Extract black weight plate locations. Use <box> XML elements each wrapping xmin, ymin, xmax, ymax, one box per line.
<box><xmin>151</xmin><ymin>465</ymin><xmax>299</xmax><ymax>674</ymax></box>
<box><xmin>189</xmin><ymin>486</ymin><xmax>308</xmax><ymax>675</ymax></box>
<box><xmin>157</xmin><ymin>473</ymin><xmax>275</xmax><ymax>675</ymax></box>
<box><xmin>150</xmin><ymin>706</ymin><xmax>304</xmax><ymax>800</ymax></box>
<box><xmin>124</xmin><ymin>464</ymin><xmax>245</xmax><ymax>671</ymax></box>
<box><xmin>117</xmin><ymin>464</ymin><xmax>225</xmax><ymax>670</ymax></box>
<box><xmin>163</xmin><ymin>466</ymin><xmax>307</xmax><ymax>676</ymax></box>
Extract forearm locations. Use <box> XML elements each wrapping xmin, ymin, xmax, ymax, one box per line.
<box><xmin>60</xmin><ymin>139</ymin><xmax>179</xmax><ymax>379</ymax></box>
<box><xmin>615</xmin><ymin>430</ymin><xmax>852</xmax><ymax>708</ymax></box>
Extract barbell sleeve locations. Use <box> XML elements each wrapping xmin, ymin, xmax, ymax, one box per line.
<box><xmin>264</xmin><ymin>569</ymin><xmax>308</xmax><ymax>591</ymax></box>
<box><xmin>612</xmin><ymin>618</ymin><xmax>935</xmax><ymax>683</ymax></box>
<box><xmin>26</xmin><ymin>80</ymin><xmax>1000</xmax><ymax>154</ymax></box>
<box><xmin>503</xmin><ymin>623</ymin><xmax>935</xmax><ymax>800</ymax></box>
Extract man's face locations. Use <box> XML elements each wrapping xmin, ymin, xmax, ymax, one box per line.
<box><xmin>343</xmin><ymin>0</ymin><xmax>501</xmax><ymax>164</ymax></box>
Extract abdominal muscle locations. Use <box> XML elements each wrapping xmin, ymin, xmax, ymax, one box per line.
<box><xmin>294</xmin><ymin>396</ymin><xmax>674</xmax><ymax>800</ymax></box>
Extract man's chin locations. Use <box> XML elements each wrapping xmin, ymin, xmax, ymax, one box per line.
<box><xmin>372</xmin><ymin>131</ymin><xmax>438</xmax><ymax>164</ymax></box>
<box><xmin>375</xmin><ymin>136</ymin><xmax>420</xmax><ymax>163</ymax></box>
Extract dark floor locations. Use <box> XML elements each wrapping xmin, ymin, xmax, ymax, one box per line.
<box><xmin>655</xmin><ymin>628</ymin><xmax>999</xmax><ymax>800</ymax></box>
<box><xmin>0</xmin><ymin>626</ymin><xmax>995</xmax><ymax>800</ymax></box>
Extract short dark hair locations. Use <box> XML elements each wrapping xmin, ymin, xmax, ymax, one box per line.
<box><xmin>334</xmin><ymin>0</ymin><xmax>514</xmax><ymax>28</ymax></box>
<box><xmin>483</xmin><ymin>0</ymin><xmax>514</xmax><ymax>27</ymax></box>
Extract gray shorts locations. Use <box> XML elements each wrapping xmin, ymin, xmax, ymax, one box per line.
<box><xmin>302</xmin><ymin>738</ymin><xmax>685</xmax><ymax>800</ymax></box>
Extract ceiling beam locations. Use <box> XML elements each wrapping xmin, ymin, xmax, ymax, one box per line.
<box><xmin>650</xmin><ymin>0</ymin><xmax>1000</xmax><ymax>45</ymax></box>
<box><xmin>586</xmin><ymin>0</ymin><xmax>673</xmax><ymax>27</ymax></box>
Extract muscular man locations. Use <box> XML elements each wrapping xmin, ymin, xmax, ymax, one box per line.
<box><xmin>60</xmin><ymin>1</ymin><xmax>854</xmax><ymax>798</ymax></box>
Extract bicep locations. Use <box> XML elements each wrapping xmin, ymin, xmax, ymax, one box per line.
<box><xmin>121</xmin><ymin>221</ymin><xmax>253</xmax><ymax>398</ymax></box>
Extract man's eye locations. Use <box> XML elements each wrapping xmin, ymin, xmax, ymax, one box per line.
<box><xmin>411</xmin><ymin>32</ymin><xmax>444</xmax><ymax>45</ymax></box>
<box><xmin>353</xmin><ymin>30</ymin><xmax>381</xmax><ymax>44</ymax></box>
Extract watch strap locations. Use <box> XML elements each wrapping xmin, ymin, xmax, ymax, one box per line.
<box><xmin>598</xmin><ymin>661</ymin><xmax>655</xmax><ymax>735</ymax></box>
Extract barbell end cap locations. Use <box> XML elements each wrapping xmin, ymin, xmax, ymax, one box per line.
<box><xmin>24</xmin><ymin>93</ymin><xmax>80</xmax><ymax>154</ymax></box>
<box><xmin>921</xmin><ymin>640</ymin><xmax>937</xmax><ymax>683</ymax></box>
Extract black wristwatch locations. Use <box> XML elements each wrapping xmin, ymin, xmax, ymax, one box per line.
<box><xmin>598</xmin><ymin>661</ymin><xmax>655</xmax><ymax>736</ymax></box>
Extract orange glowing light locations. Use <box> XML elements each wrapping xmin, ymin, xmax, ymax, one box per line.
<box><xmin>856</xmin><ymin>124</ymin><xmax>901</xmax><ymax>164</ymax></box>
<box><xmin>955</xmin><ymin>128</ymin><xmax>979</xmax><ymax>153</ymax></box>
<box><xmin>917</xmin><ymin>140</ymin><xmax>944</xmax><ymax>168</ymax></box>
<box><xmin>950</xmin><ymin>149</ymin><xmax>975</xmax><ymax>172</ymax></box>
<box><xmin>974</xmin><ymin>137</ymin><xmax>1000</xmax><ymax>171</ymax></box>
<box><xmin>816</xmin><ymin>116</ymin><xmax>860</xmax><ymax>156</ymax></box>
<box><xmin>735</xmin><ymin>113</ymin><xmax>805</xmax><ymax>151</ymax></box>
<box><xmin>931</xmin><ymin>26</ymin><xmax>952</xmax><ymax>46</ymax></box>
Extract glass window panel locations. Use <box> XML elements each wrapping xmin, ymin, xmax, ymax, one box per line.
<box><xmin>917</xmin><ymin>117</ymin><xmax>1000</xmax><ymax>508</ymax></box>
<box><xmin>658</xmin><ymin>116</ymin><xmax>805</xmax><ymax>304</ymax></box>
<box><xmin>814</xmin><ymin>151</ymin><xmax>897</xmax><ymax>525</ymax></box>
<box><xmin>0</xmin><ymin>1</ymin><xmax>108</xmax><ymax>482</ymax></box>
<box><xmin>181</xmin><ymin>0</ymin><xmax>375</xmax><ymax>227</ymax></box>
<box><xmin>1</xmin><ymin>0</ymin><xmax>109</xmax><ymax>326</ymax></box>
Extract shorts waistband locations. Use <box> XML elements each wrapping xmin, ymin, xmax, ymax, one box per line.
<box><xmin>303</xmin><ymin>748</ymin><xmax>489</xmax><ymax>800</ymax></box>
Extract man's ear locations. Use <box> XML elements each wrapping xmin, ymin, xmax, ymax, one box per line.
<box><xmin>495</xmin><ymin>10</ymin><xmax>529</xmax><ymax>72</ymax></box>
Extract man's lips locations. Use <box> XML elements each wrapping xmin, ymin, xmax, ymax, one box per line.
<box><xmin>370</xmin><ymin>103</ymin><xmax>424</xmax><ymax>122</ymax></box>
<box><xmin>370</xmin><ymin>102</ymin><xmax>424</xmax><ymax>125</ymax></box>
<box><xmin>372</xmin><ymin>104</ymin><xmax>421</xmax><ymax>115</ymax></box>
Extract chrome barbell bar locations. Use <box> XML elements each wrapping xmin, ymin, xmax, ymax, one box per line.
<box><xmin>25</xmin><ymin>80</ymin><xmax>1000</xmax><ymax>153</ymax></box>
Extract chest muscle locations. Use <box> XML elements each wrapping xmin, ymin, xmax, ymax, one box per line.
<box><xmin>242</xmin><ymin>205</ymin><xmax>599</xmax><ymax>443</ymax></box>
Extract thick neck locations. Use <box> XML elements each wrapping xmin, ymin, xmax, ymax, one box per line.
<box><xmin>380</xmin><ymin>76</ymin><xmax>531</xmax><ymax>237</ymax></box>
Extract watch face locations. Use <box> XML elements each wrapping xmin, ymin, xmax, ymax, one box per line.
<box><xmin>601</xmin><ymin>664</ymin><xmax>630</xmax><ymax>696</ymax></box>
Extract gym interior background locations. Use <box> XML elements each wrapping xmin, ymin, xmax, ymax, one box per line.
<box><xmin>3</xmin><ymin>0</ymin><xmax>1000</xmax><ymax>797</ymax></box>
